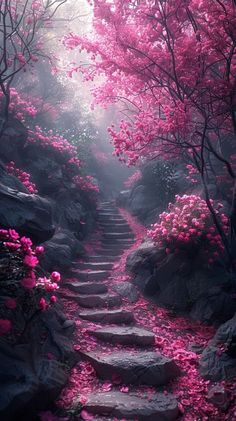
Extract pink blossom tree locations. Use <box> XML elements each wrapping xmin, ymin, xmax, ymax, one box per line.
<box><xmin>65</xmin><ymin>0</ymin><xmax>236</xmax><ymax>265</ymax></box>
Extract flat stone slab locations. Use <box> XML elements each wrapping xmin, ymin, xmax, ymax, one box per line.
<box><xmin>67</xmin><ymin>282</ymin><xmax>108</xmax><ymax>295</ymax></box>
<box><xmin>100</xmin><ymin>225</ymin><xmax>131</xmax><ymax>233</ymax></box>
<box><xmin>73</xmin><ymin>270</ymin><xmax>109</xmax><ymax>281</ymax></box>
<box><xmin>87</xmin><ymin>256</ymin><xmax>116</xmax><ymax>262</ymax></box>
<box><xmin>97</xmin><ymin>250</ymin><xmax>123</xmax><ymax>256</ymax></box>
<box><xmin>89</xmin><ymin>326</ymin><xmax>155</xmax><ymax>346</ymax></box>
<box><xmin>79</xmin><ymin>350</ymin><xmax>180</xmax><ymax>386</ymax></box>
<box><xmin>78</xmin><ymin>309</ymin><xmax>135</xmax><ymax>324</ymax></box>
<box><xmin>103</xmin><ymin>232</ymin><xmax>134</xmax><ymax>239</ymax></box>
<box><xmin>111</xmin><ymin>282</ymin><xmax>139</xmax><ymax>303</ymax></box>
<box><xmin>84</xmin><ymin>391</ymin><xmax>179</xmax><ymax>421</ymax></box>
<box><xmin>75</xmin><ymin>262</ymin><xmax>113</xmax><ymax>270</ymax></box>
<box><xmin>77</xmin><ymin>294</ymin><xmax>122</xmax><ymax>309</ymax></box>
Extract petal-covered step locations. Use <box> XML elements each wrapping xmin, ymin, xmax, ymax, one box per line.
<box><xmin>79</xmin><ymin>350</ymin><xmax>180</xmax><ymax>386</ymax></box>
<box><xmin>78</xmin><ymin>309</ymin><xmax>135</xmax><ymax>324</ymax></box>
<box><xmin>76</xmin><ymin>293</ymin><xmax>122</xmax><ymax>308</ymax></box>
<box><xmin>89</xmin><ymin>326</ymin><xmax>155</xmax><ymax>346</ymax></box>
<box><xmin>72</xmin><ymin>270</ymin><xmax>110</xmax><ymax>281</ymax></box>
<box><xmin>74</xmin><ymin>262</ymin><xmax>114</xmax><ymax>271</ymax></box>
<box><xmin>67</xmin><ymin>281</ymin><xmax>108</xmax><ymax>295</ymax></box>
<box><xmin>84</xmin><ymin>391</ymin><xmax>179</xmax><ymax>421</ymax></box>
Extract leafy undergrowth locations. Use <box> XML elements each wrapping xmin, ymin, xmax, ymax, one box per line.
<box><xmin>41</xmin><ymin>209</ymin><xmax>236</xmax><ymax>421</ymax></box>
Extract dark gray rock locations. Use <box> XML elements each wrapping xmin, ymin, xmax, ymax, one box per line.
<box><xmin>190</xmin><ymin>288</ymin><xmax>236</xmax><ymax>324</ymax></box>
<box><xmin>84</xmin><ymin>391</ymin><xmax>179</xmax><ymax>421</ymax></box>
<box><xmin>42</xmin><ymin>230</ymin><xmax>84</xmax><ymax>272</ymax></box>
<box><xmin>0</xmin><ymin>305</ymin><xmax>77</xmax><ymax>420</ymax></box>
<box><xmin>116</xmin><ymin>190</ymin><xmax>131</xmax><ymax>207</ymax></box>
<box><xmin>78</xmin><ymin>309</ymin><xmax>135</xmax><ymax>324</ymax></box>
<box><xmin>89</xmin><ymin>326</ymin><xmax>155</xmax><ymax>346</ymax></box>
<box><xmin>127</xmin><ymin>241</ymin><xmax>235</xmax><ymax>324</ymax></box>
<box><xmin>79</xmin><ymin>350</ymin><xmax>180</xmax><ymax>386</ymax></box>
<box><xmin>0</xmin><ymin>182</ymin><xmax>54</xmax><ymax>243</ymax></box>
<box><xmin>207</xmin><ymin>385</ymin><xmax>230</xmax><ymax>410</ymax></box>
<box><xmin>111</xmin><ymin>282</ymin><xmax>139</xmax><ymax>303</ymax></box>
<box><xmin>200</xmin><ymin>312</ymin><xmax>236</xmax><ymax>380</ymax></box>
<box><xmin>126</xmin><ymin>240</ymin><xmax>160</xmax><ymax>275</ymax></box>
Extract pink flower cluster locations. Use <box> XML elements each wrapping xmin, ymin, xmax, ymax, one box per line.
<box><xmin>73</xmin><ymin>175</ymin><xmax>100</xmax><ymax>194</ymax></box>
<box><xmin>0</xmin><ymin>88</ymin><xmax>38</xmax><ymax>121</ymax></box>
<box><xmin>147</xmin><ymin>195</ymin><xmax>229</xmax><ymax>264</ymax></box>
<box><xmin>124</xmin><ymin>170</ymin><xmax>141</xmax><ymax>189</ymax></box>
<box><xmin>186</xmin><ymin>164</ymin><xmax>198</xmax><ymax>185</ymax></box>
<box><xmin>6</xmin><ymin>161</ymin><xmax>38</xmax><ymax>194</ymax></box>
<box><xmin>0</xmin><ymin>229</ymin><xmax>61</xmax><ymax>334</ymax></box>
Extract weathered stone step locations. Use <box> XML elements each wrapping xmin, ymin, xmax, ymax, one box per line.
<box><xmin>98</xmin><ymin>216</ymin><xmax>125</xmax><ymax>222</ymax></box>
<box><xmin>77</xmin><ymin>294</ymin><xmax>122</xmax><ymax>309</ymax></box>
<box><xmin>100</xmin><ymin>220</ymin><xmax>129</xmax><ymax>225</ymax></box>
<box><xmin>78</xmin><ymin>309</ymin><xmax>135</xmax><ymax>324</ymax></box>
<box><xmin>72</xmin><ymin>270</ymin><xmax>110</xmax><ymax>281</ymax></box>
<box><xmin>101</xmin><ymin>242</ymin><xmax>133</xmax><ymax>250</ymax></box>
<box><xmin>67</xmin><ymin>281</ymin><xmax>108</xmax><ymax>295</ymax></box>
<box><xmin>75</xmin><ymin>262</ymin><xmax>113</xmax><ymax>271</ymax></box>
<box><xmin>84</xmin><ymin>392</ymin><xmax>179</xmax><ymax>421</ymax></box>
<box><xmin>89</xmin><ymin>326</ymin><xmax>155</xmax><ymax>346</ymax></box>
<box><xmin>79</xmin><ymin>350</ymin><xmax>180</xmax><ymax>386</ymax></box>
<box><xmin>100</xmin><ymin>225</ymin><xmax>131</xmax><ymax>233</ymax></box>
<box><xmin>87</xmin><ymin>256</ymin><xmax>116</xmax><ymax>262</ymax></box>
<box><xmin>103</xmin><ymin>232</ymin><xmax>134</xmax><ymax>239</ymax></box>
<box><xmin>97</xmin><ymin>249</ymin><xmax>123</xmax><ymax>256</ymax></box>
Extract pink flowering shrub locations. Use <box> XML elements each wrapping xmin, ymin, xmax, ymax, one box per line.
<box><xmin>124</xmin><ymin>170</ymin><xmax>141</xmax><ymax>189</ymax></box>
<box><xmin>147</xmin><ymin>195</ymin><xmax>229</xmax><ymax>264</ymax></box>
<box><xmin>73</xmin><ymin>175</ymin><xmax>100</xmax><ymax>194</ymax></box>
<box><xmin>6</xmin><ymin>161</ymin><xmax>38</xmax><ymax>194</ymax></box>
<box><xmin>0</xmin><ymin>228</ymin><xmax>61</xmax><ymax>336</ymax></box>
<box><xmin>27</xmin><ymin>126</ymin><xmax>81</xmax><ymax>173</ymax></box>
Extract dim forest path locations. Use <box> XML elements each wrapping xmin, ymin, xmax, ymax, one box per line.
<box><xmin>56</xmin><ymin>202</ymin><xmax>228</xmax><ymax>421</ymax></box>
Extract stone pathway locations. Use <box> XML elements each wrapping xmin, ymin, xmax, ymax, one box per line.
<box><xmin>59</xmin><ymin>202</ymin><xmax>180</xmax><ymax>420</ymax></box>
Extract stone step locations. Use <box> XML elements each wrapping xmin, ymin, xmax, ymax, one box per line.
<box><xmin>103</xmin><ymin>232</ymin><xmax>134</xmax><ymax>239</ymax></box>
<box><xmin>78</xmin><ymin>309</ymin><xmax>135</xmax><ymax>324</ymax></box>
<box><xmin>89</xmin><ymin>326</ymin><xmax>155</xmax><ymax>346</ymax></box>
<box><xmin>72</xmin><ymin>270</ymin><xmax>110</xmax><ymax>281</ymax></box>
<box><xmin>74</xmin><ymin>262</ymin><xmax>114</xmax><ymax>271</ymax></box>
<box><xmin>99</xmin><ymin>220</ymin><xmax>129</xmax><ymax>225</ymax></box>
<box><xmin>84</xmin><ymin>391</ymin><xmax>179</xmax><ymax>421</ymax></box>
<box><xmin>101</xmin><ymin>242</ymin><xmax>133</xmax><ymax>249</ymax></box>
<box><xmin>87</xmin><ymin>256</ymin><xmax>117</xmax><ymax>262</ymax></box>
<box><xmin>100</xmin><ymin>225</ymin><xmax>131</xmax><ymax>233</ymax></box>
<box><xmin>79</xmin><ymin>350</ymin><xmax>180</xmax><ymax>386</ymax></box>
<box><xmin>96</xmin><ymin>249</ymin><xmax>123</xmax><ymax>256</ymax></box>
<box><xmin>98</xmin><ymin>216</ymin><xmax>125</xmax><ymax>222</ymax></box>
<box><xmin>67</xmin><ymin>281</ymin><xmax>108</xmax><ymax>295</ymax></box>
<box><xmin>77</xmin><ymin>294</ymin><xmax>122</xmax><ymax>309</ymax></box>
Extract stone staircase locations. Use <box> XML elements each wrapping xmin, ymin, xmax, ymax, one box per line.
<box><xmin>64</xmin><ymin>201</ymin><xmax>180</xmax><ymax>420</ymax></box>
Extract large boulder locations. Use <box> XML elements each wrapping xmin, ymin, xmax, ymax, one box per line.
<box><xmin>199</xmin><ymin>312</ymin><xmax>236</xmax><ymax>381</ymax></box>
<box><xmin>0</xmin><ymin>182</ymin><xmax>54</xmax><ymax>243</ymax></box>
<box><xmin>0</xmin><ymin>305</ymin><xmax>77</xmax><ymax>421</ymax></box>
<box><xmin>41</xmin><ymin>229</ymin><xmax>84</xmax><ymax>272</ymax></box>
<box><xmin>127</xmin><ymin>241</ymin><xmax>236</xmax><ymax>324</ymax></box>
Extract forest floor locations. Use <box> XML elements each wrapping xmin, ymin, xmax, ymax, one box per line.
<box><xmin>40</xmin><ymin>202</ymin><xmax>236</xmax><ymax>421</ymax></box>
